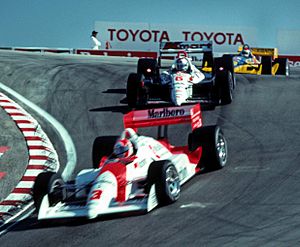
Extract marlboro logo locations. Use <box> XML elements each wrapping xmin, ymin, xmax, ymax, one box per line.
<box><xmin>148</xmin><ymin>108</ymin><xmax>185</xmax><ymax>118</ymax></box>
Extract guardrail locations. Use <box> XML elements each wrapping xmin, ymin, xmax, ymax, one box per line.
<box><xmin>0</xmin><ymin>47</ymin><xmax>158</xmax><ymax>58</ymax></box>
<box><xmin>1</xmin><ymin>47</ymin><xmax>300</xmax><ymax>66</ymax></box>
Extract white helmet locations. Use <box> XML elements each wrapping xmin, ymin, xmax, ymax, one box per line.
<box><xmin>120</xmin><ymin>128</ymin><xmax>137</xmax><ymax>140</ymax></box>
<box><xmin>241</xmin><ymin>44</ymin><xmax>251</xmax><ymax>58</ymax></box>
<box><xmin>113</xmin><ymin>138</ymin><xmax>134</xmax><ymax>158</ymax></box>
<box><xmin>175</xmin><ymin>58</ymin><xmax>189</xmax><ymax>72</ymax></box>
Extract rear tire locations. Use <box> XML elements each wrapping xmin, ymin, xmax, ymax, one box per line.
<box><xmin>261</xmin><ymin>56</ymin><xmax>272</xmax><ymax>74</ymax></box>
<box><xmin>188</xmin><ymin>126</ymin><xmax>228</xmax><ymax>170</ymax></box>
<box><xmin>219</xmin><ymin>70</ymin><xmax>234</xmax><ymax>105</ymax></box>
<box><xmin>147</xmin><ymin>160</ymin><xmax>180</xmax><ymax>205</ymax></box>
<box><xmin>214</xmin><ymin>56</ymin><xmax>235</xmax><ymax>105</ymax></box>
<box><xmin>137</xmin><ymin>58</ymin><xmax>158</xmax><ymax>79</ymax></box>
<box><xmin>214</xmin><ymin>69</ymin><xmax>234</xmax><ymax>105</ymax></box>
<box><xmin>274</xmin><ymin>58</ymin><xmax>290</xmax><ymax>76</ymax></box>
<box><xmin>92</xmin><ymin>136</ymin><xmax>118</xmax><ymax>169</ymax></box>
<box><xmin>126</xmin><ymin>73</ymin><xmax>140</xmax><ymax>108</ymax></box>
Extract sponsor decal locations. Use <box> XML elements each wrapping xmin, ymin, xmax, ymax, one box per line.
<box><xmin>148</xmin><ymin>108</ymin><xmax>185</xmax><ymax>118</ymax></box>
<box><xmin>182</xmin><ymin>31</ymin><xmax>244</xmax><ymax>45</ymax></box>
<box><xmin>108</xmin><ymin>29</ymin><xmax>170</xmax><ymax>43</ymax></box>
<box><xmin>107</xmin><ymin>28</ymin><xmax>244</xmax><ymax>46</ymax></box>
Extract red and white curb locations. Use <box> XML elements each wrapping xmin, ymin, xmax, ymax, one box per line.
<box><xmin>0</xmin><ymin>92</ymin><xmax>59</xmax><ymax>221</ymax></box>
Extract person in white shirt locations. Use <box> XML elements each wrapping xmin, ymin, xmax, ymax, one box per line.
<box><xmin>91</xmin><ymin>30</ymin><xmax>101</xmax><ymax>50</ymax></box>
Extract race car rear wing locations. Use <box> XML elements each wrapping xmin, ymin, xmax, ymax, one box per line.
<box><xmin>238</xmin><ymin>46</ymin><xmax>278</xmax><ymax>59</ymax></box>
<box><xmin>124</xmin><ymin>104</ymin><xmax>202</xmax><ymax>131</ymax></box>
<box><xmin>159</xmin><ymin>41</ymin><xmax>213</xmax><ymax>68</ymax></box>
<box><xmin>159</xmin><ymin>41</ymin><xmax>213</xmax><ymax>55</ymax></box>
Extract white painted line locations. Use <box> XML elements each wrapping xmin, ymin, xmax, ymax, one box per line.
<box><xmin>23</xmin><ymin>170</ymin><xmax>43</xmax><ymax>176</ymax></box>
<box><xmin>15</xmin><ymin>181</ymin><xmax>35</xmax><ymax>188</ymax></box>
<box><xmin>180</xmin><ymin>202</ymin><xmax>212</xmax><ymax>209</ymax></box>
<box><xmin>17</xmin><ymin>123</ymin><xmax>36</xmax><ymax>129</ymax></box>
<box><xmin>10</xmin><ymin>116</ymin><xmax>30</xmax><ymax>121</ymax></box>
<box><xmin>27</xmin><ymin>140</ymin><xmax>44</xmax><ymax>146</ymax></box>
<box><xmin>28</xmin><ymin>160</ymin><xmax>47</xmax><ymax>165</ymax></box>
<box><xmin>28</xmin><ymin>149</ymin><xmax>52</xmax><ymax>156</ymax></box>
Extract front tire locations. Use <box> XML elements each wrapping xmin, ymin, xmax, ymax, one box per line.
<box><xmin>126</xmin><ymin>73</ymin><xmax>140</xmax><ymax>108</ymax></box>
<box><xmin>147</xmin><ymin>160</ymin><xmax>180</xmax><ymax>205</ymax></box>
<box><xmin>33</xmin><ymin>172</ymin><xmax>65</xmax><ymax>210</ymax></box>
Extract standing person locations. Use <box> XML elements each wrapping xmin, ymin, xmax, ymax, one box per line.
<box><xmin>91</xmin><ymin>30</ymin><xmax>101</xmax><ymax>50</ymax></box>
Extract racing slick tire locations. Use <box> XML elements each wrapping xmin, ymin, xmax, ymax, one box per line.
<box><xmin>188</xmin><ymin>125</ymin><xmax>228</xmax><ymax>170</ymax></box>
<box><xmin>137</xmin><ymin>58</ymin><xmax>159</xmax><ymax>79</ymax></box>
<box><xmin>92</xmin><ymin>136</ymin><xmax>118</xmax><ymax>169</ymax></box>
<box><xmin>127</xmin><ymin>73</ymin><xmax>149</xmax><ymax>107</ymax></box>
<box><xmin>33</xmin><ymin>172</ymin><xmax>66</xmax><ymax>210</ymax></box>
<box><xmin>215</xmin><ymin>69</ymin><xmax>234</xmax><ymax>105</ymax></box>
<box><xmin>147</xmin><ymin>160</ymin><xmax>180</xmax><ymax>205</ymax></box>
<box><xmin>127</xmin><ymin>73</ymin><xmax>140</xmax><ymax>108</ymax></box>
<box><xmin>261</xmin><ymin>56</ymin><xmax>272</xmax><ymax>75</ymax></box>
<box><xmin>274</xmin><ymin>58</ymin><xmax>290</xmax><ymax>76</ymax></box>
<box><xmin>222</xmin><ymin>54</ymin><xmax>236</xmax><ymax>89</ymax></box>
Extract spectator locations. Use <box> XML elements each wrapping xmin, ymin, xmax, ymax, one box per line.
<box><xmin>91</xmin><ymin>30</ymin><xmax>101</xmax><ymax>50</ymax></box>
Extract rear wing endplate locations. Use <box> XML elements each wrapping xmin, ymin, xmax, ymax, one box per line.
<box><xmin>124</xmin><ymin>104</ymin><xmax>202</xmax><ymax>131</ymax></box>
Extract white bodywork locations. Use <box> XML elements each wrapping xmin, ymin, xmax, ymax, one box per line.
<box><xmin>161</xmin><ymin>63</ymin><xmax>205</xmax><ymax>106</ymax></box>
<box><xmin>38</xmin><ymin>135</ymin><xmax>198</xmax><ymax>220</ymax></box>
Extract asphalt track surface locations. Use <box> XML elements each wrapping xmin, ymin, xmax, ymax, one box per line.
<box><xmin>0</xmin><ymin>50</ymin><xmax>300</xmax><ymax>246</ymax></box>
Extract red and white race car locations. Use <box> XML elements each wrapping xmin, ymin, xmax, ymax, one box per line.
<box><xmin>33</xmin><ymin>104</ymin><xmax>228</xmax><ymax>220</ymax></box>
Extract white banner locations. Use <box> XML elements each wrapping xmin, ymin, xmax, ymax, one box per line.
<box><xmin>95</xmin><ymin>21</ymin><xmax>258</xmax><ymax>53</ymax></box>
<box><xmin>277</xmin><ymin>30</ymin><xmax>300</xmax><ymax>55</ymax></box>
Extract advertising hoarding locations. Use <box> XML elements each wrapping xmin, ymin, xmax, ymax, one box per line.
<box><xmin>95</xmin><ymin>21</ymin><xmax>258</xmax><ymax>53</ymax></box>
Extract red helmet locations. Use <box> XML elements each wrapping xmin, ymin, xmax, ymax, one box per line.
<box><xmin>113</xmin><ymin>138</ymin><xmax>134</xmax><ymax>158</ymax></box>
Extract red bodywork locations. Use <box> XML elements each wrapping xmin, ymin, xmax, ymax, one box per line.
<box><xmin>124</xmin><ymin>104</ymin><xmax>202</xmax><ymax>130</ymax></box>
<box><xmin>97</xmin><ymin>104</ymin><xmax>204</xmax><ymax>203</ymax></box>
<box><xmin>124</xmin><ymin>103</ymin><xmax>203</xmax><ymax>172</ymax></box>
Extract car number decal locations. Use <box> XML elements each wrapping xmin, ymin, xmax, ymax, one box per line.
<box><xmin>90</xmin><ymin>189</ymin><xmax>103</xmax><ymax>200</ymax></box>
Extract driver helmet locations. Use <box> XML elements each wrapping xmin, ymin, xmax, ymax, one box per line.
<box><xmin>175</xmin><ymin>57</ymin><xmax>189</xmax><ymax>72</ymax></box>
<box><xmin>120</xmin><ymin>128</ymin><xmax>137</xmax><ymax>140</ymax></box>
<box><xmin>113</xmin><ymin>138</ymin><xmax>134</xmax><ymax>158</ymax></box>
<box><xmin>241</xmin><ymin>44</ymin><xmax>251</xmax><ymax>58</ymax></box>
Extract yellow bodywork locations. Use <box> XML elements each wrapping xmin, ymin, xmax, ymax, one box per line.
<box><xmin>235</xmin><ymin>46</ymin><xmax>280</xmax><ymax>75</ymax></box>
<box><xmin>237</xmin><ymin>46</ymin><xmax>278</xmax><ymax>59</ymax></box>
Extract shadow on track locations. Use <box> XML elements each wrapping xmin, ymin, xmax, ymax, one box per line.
<box><xmin>8</xmin><ymin>211</ymin><xmax>148</xmax><ymax>232</ymax></box>
<box><xmin>102</xmin><ymin>89</ymin><xmax>127</xmax><ymax>94</ymax></box>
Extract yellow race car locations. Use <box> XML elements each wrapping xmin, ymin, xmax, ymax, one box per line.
<box><xmin>233</xmin><ymin>44</ymin><xmax>289</xmax><ymax>76</ymax></box>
